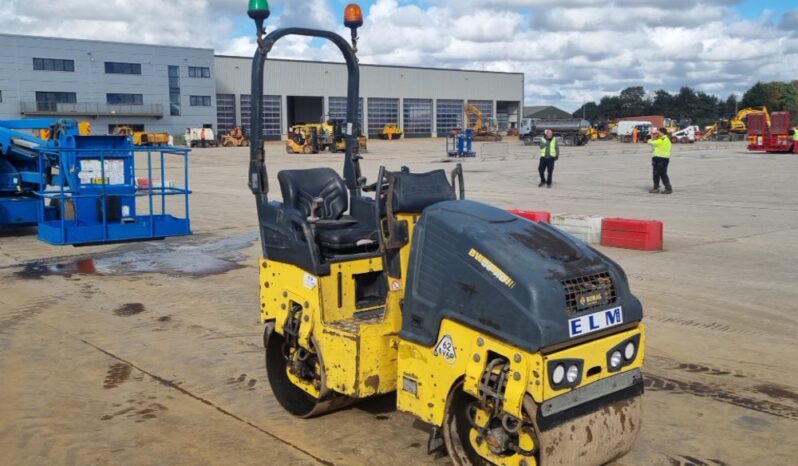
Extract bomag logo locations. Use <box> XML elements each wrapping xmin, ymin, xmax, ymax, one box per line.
<box><xmin>579</xmin><ymin>293</ymin><xmax>604</xmax><ymax>307</ymax></box>
<box><xmin>468</xmin><ymin>248</ymin><xmax>516</xmax><ymax>289</ymax></box>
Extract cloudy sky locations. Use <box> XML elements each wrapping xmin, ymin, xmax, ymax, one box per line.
<box><xmin>2</xmin><ymin>0</ymin><xmax>796</xmax><ymax>111</ymax></box>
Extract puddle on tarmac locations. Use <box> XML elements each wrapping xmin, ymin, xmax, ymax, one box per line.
<box><xmin>12</xmin><ymin>232</ymin><xmax>258</xmax><ymax>279</ymax></box>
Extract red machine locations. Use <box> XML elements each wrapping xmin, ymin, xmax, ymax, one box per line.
<box><xmin>747</xmin><ymin>112</ymin><xmax>796</xmax><ymax>153</ymax></box>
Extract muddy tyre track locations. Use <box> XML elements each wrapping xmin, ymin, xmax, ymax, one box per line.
<box><xmin>643</xmin><ymin>373</ymin><xmax>798</xmax><ymax>420</ymax></box>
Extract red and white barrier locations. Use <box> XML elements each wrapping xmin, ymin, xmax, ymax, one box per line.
<box><xmin>551</xmin><ymin>214</ymin><xmax>603</xmax><ymax>244</ymax></box>
<box><xmin>508</xmin><ymin>209</ymin><xmax>551</xmax><ymax>223</ymax></box>
<box><xmin>601</xmin><ymin>218</ymin><xmax>663</xmax><ymax>251</ymax></box>
<box><xmin>508</xmin><ymin>209</ymin><xmax>664</xmax><ymax>251</ymax></box>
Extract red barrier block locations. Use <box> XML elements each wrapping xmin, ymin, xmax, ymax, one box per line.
<box><xmin>508</xmin><ymin>209</ymin><xmax>551</xmax><ymax>223</ymax></box>
<box><xmin>601</xmin><ymin>218</ymin><xmax>663</xmax><ymax>251</ymax></box>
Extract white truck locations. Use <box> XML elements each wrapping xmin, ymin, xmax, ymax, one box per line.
<box><xmin>185</xmin><ymin>128</ymin><xmax>217</xmax><ymax>147</ymax></box>
<box><xmin>613</xmin><ymin>121</ymin><xmax>653</xmax><ymax>138</ymax></box>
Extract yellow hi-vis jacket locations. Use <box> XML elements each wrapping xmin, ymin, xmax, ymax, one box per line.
<box><xmin>647</xmin><ymin>135</ymin><xmax>672</xmax><ymax>158</ymax></box>
<box><xmin>539</xmin><ymin>137</ymin><xmax>559</xmax><ymax>158</ymax></box>
<box><xmin>793</xmin><ymin>128</ymin><xmax>798</xmax><ymax>141</ymax></box>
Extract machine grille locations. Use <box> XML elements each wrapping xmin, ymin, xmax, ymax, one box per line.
<box><xmin>562</xmin><ymin>272</ymin><xmax>617</xmax><ymax>316</ymax></box>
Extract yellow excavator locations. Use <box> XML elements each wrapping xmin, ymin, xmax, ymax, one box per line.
<box><xmin>702</xmin><ymin>107</ymin><xmax>769</xmax><ymax>141</ymax></box>
<box><xmin>246</xmin><ymin>3</ymin><xmax>644</xmax><ymax>466</ymax></box>
<box><xmin>465</xmin><ymin>103</ymin><xmax>502</xmax><ymax>141</ymax></box>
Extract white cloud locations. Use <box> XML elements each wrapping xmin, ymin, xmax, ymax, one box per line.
<box><xmin>1</xmin><ymin>0</ymin><xmax>796</xmax><ymax>111</ymax></box>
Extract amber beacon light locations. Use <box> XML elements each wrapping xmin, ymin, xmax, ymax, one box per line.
<box><xmin>344</xmin><ymin>3</ymin><xmax>363</xmax><ymax>29</ymax></box>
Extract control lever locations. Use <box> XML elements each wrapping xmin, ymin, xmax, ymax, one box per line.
<box><xmin>308</xmin><ymin>197</ymin><xmax>324</xmax><ymax>239</ymax></box>
<box><xmin>450</xmin><ymin>163</ymin><xmax>465</xmax><ymax>199</ymax></box>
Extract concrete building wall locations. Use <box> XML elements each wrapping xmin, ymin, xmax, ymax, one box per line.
<box><xmin>0</xmin><ymin>33</ymin><xmax>524</xmax><ymax>140</ymax></box>
<box><xmin>0</xmin><ymin>34</ymin><xmax>217</xmax><ymax>135</ymax></box>
<box><xmin>214</xmin><ymin>56</ymin><xmax>524</xmax><ymax>138</ymax></box>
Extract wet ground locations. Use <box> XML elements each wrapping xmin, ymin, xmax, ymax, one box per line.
<box><xmin>1</xmin><ymin>138</ymin><xmax>797</xmax><ymax>465</ymax></box>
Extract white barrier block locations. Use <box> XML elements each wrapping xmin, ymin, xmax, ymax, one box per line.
<box><xmin>551</xmin><ymin>214</ymin><xmax>603</xmax><ymax>244</ymax></box>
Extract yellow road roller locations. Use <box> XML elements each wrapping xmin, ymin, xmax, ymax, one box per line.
<box><xmin>245</xmin><ymin>2</ymin><xmax>645</xmax><ymax>465</ymax></box>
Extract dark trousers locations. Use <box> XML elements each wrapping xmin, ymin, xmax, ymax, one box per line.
<box><xmin>652</xmin><ymin>157</ymin><xmax>671</xmax><ymax>189</ymax></box>
<box><xmin>538</xmin><ymin>157</ymin><xmax>556</xmax><ymax>185</ymax></box>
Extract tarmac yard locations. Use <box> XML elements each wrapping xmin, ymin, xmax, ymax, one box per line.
<box><xmin>1</xmin><ymin>138</ymin><xmax>797</xmax><ymax>465</ymax></box>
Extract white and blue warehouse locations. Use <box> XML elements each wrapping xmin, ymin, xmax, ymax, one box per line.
<box><xmin>0</xmin><ymin>33</ymin><xmax>524</xmax><ymax>140</ymax></box>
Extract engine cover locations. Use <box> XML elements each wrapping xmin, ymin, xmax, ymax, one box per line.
<box><xmin>400</xmin><ymin>200</ymin><xmax>643</xmax><ymax>353</ymax></box>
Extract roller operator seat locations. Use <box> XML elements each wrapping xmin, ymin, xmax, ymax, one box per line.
<box><xmin>277</xmin><ymin>168</ymin><xmax>379</xmax><ymax>253</ymax></box>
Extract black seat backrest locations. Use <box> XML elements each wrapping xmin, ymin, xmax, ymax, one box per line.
<box><xmin>278</xmin><ymin>168</ymin><xmax>348</xmax><ymax>219</ymax></box>
<box><xmin>390</xmin><ymin>169</ymin><xmax>455</xmax><ymax>212</ymax></box>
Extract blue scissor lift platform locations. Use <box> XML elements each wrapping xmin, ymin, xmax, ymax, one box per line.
<box><xmin>0</xmin><ymin>119</ymin><xmax>191</xmax><ymax>245</ymax></box>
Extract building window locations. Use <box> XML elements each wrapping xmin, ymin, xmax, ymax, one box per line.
<box><xmin>437</xmin><ymin>99</ymin><xmax>464</xmax><ymax>135</ymax></box>
<box><xmin>33</xmin><ymin>58</ymin><xmax>75</xmax><ymax>72</ymax></box>
<box><xmin>216</xmin><ymin>94</ymin><xmax>237</xmax><ymax>136</ymax></box>
<box><xmin>188</xmin><ymin>66</ymin><xmax>211</xmax><ymax>78</ymax></box>
<box><xmin>328</xmin><ymin>97</ymin><xmax>364</xmax><ymax>135</ymax></box>
<box><xmin>367</xmin><ymin>97</ymin><xmax>399</xmax><ymax>138</ymax></box>
<box><xmin>190</xmin><ymin>95</ymin><xmax>211</xmax><ymax>107</ymax></box>
<box><xmin>35</xmin><ymin>91</ymin><xmax>77</xmax><ymax>111</ymax></box>
<box><xmin>403</xmin><ymin>98</ymin><xmax>433</xmax><ymax>137</ymax></box>
<box><xmin>105</xmin><ymin>62</ymin><xmax>142</xmax><ymax>75</ymax></box>
<box><xmin>168</xmin><ymin>65</ymin><xmax>181</xmax><ymax>116</ymax></box>
<box><xmin>240</xmin><ymin>94</ymin><xmax>281</xmax><ymax>139</ymax></box>
<box><xmin>106</xmin><ymin>93</ymin><xmax>143</xmax><ymax>105</ymax></box>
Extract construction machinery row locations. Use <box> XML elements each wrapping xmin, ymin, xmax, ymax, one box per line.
<box><xmin>701</xmin><ymin>107</ymin><xmax>769</xmax><ymax>141</ymax></box>
<box><xmin>245</xmin><ymin>2</ymin><xmax>645</xmax><ymax>466</ymax></box>
<box><xmin>286</xmin><ymin>119</ymin><xmax>368</xmax><ymax>154</ymax></box>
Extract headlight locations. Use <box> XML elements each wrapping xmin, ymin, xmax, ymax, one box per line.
<box><xmin>624</xmin><ymin>342</ymin><xmax>635</xmax><ymax>360</ymax></box>
<box><xmin>566</xmin><ymin>365</ymin><xmax>579</xmax><ymax>383</ymax></box>
<box><xmin>606</xmin><ymin>334</ymin><xmax>641</xmax><ymax>373</ymax></box>
<box><xmin>552</xmin><ymin>364</ymin><xmax>565</xmax><ymax>384</ymax></box>
<box><xmin>547</xmin><ymin>359</ymin><xmax>583</xmax><ymax>389</ymax></box>
<box><xmin>610</xmin><ymin>350</ymin><xmax>623</xmax><ymax>369</ymax></box>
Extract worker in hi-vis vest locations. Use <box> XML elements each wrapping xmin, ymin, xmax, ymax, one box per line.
<box><xmin>538</xmin><ymin>129</ymin><xmax>559</xmax><ymax>188</ymax></box>
<box><xmin>647</xmin><ymin>127</ymin><xmax>673</xmax><ymax>194</ymax></box>
<box><xmin>790</xmin><ymin>128</ymin><xmax>798</xmax><ymax>153</ymax></box>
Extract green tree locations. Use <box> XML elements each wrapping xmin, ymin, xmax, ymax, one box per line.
<box><xmin>742</xmin><ymin>81</ymin><xmax>798</xmax><ymax>124</ymax></box>
<box><xmin>650</xmin><ymin>90</ymin><xmax>676</xmax><ymax>117</ymax></box>
<box><xmin>742</xmin><ymin>81</ymin><xmax>770</xmax><ymax>108</ymax></box>
<box><xmin>619</xmin><ymin>86</ymin><xmax>647</xmax><ymax>117</ymax></box>
<box><xmin>719</xmin><ymin>94</ymin><xmax>738</xmax><ymax>119</ymax></box>
<box><xmin>572</xmin><ymin>101</ymin><xmax>599</xmax><ymax>123</ymax></box>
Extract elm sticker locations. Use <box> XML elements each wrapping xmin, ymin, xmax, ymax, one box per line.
<box><xmin>434</xmin><ymin>335</ymin><xmax>457</xmax><ymax>364</ymax></box>
<box><xmin>568</xmin><ymin>307</ymin><xmax>623</xmax><ymax>338</ymax></box>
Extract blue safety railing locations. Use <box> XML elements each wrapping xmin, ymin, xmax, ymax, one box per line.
<box><xmin>34</xmin><ymin>144</ymin><xmax>191</xmax><ymax>245</ymax></box>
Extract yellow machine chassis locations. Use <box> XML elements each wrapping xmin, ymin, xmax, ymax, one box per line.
<box><xmin>260</xmin><ymin>209</ymin><xmax>644</xmax><ymax>465</ymax></box>
<box><xmin>395</xmin><ymin>320</ymin><xmax>644</xmax><ymax>426</ymax></box>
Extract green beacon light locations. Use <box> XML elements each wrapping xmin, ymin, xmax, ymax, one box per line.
<box><xmin>248</xmin><ymin>0</ymin><xmax>270</xmax><ymax>32</ymax></box>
